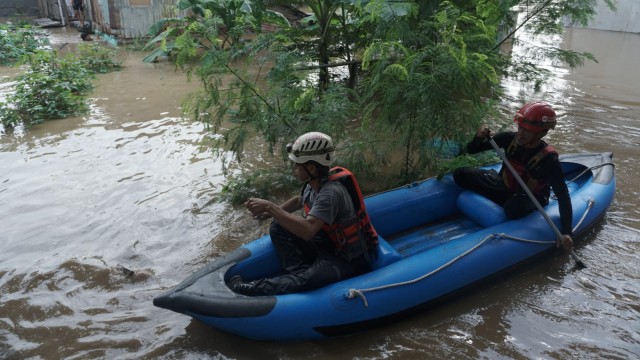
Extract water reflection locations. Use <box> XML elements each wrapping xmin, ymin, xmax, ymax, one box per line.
<box><xmin>1</xmin><ymin>41</ymin><xmax>237</xmax><ymax>358</ymax></box>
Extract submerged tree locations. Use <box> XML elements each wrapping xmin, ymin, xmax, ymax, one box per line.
<box><xmin>358</xmin><ymin>2</ymin><xmax>500</xmax><ymax>182</ymax></box>
<box><xmin>0</xmin><ymin>51</ymin><xmax>93</xmax><ymax>128</ymax></box>
<box><xmin>0</xmin><ymin>22</ymin><xmax>50</xmax><ymax>65</ymax></box>
<box><xmin>0</xmin><ymin>44</ymin><xmax>122</xmax><ymax>129</ymax></box>
<box><xmin>146</xmin><ymin>0</ymin><xmax>614</xmax><ymax>187</ymax></box>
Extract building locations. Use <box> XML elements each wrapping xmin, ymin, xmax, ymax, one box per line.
<box><xmin>13</xmin><ymin>0</ymin><xmax>307</xmax><ymax>44</ymax></box>
<box><xmin>567</xmin><ymin>0</ymin><xmax>640</xmax><ymax>33</ymax></box>
<box><xmin>0</xmin><ymin>0</ymin><xmax>40</xmax><ymax>17</ymax></box>
<box><xmin>27</xmin><ymin>0</ymin><xmax>179</xmax><ymax>40</ymax></box>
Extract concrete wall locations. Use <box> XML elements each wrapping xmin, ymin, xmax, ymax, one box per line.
<box><xmin>569</xmin><ymin>0</ymin><xmax>640</xmax><ymax>33</ymax></box>
<box><xmin>0</xmin><ymin>0</ymin><xmax>40</xmax><ymax>17</ymax></box>
<box><xmin>99</xmin><ymin>0</ymin><xmax>178</xmax><ymax>38</ymax></box>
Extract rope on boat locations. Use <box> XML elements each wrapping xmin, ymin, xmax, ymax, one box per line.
<box><xmin>568</xmin><ymin>163</ymin><xmax>614</xmax><ymax>183</ymax></box>
<box><xmin>346</xmin><ymin>233</ymin><xmax>501</xmax><ymax>307</ymax></box>
<box><xmin>346</xmin><ymin>200</ymin><xmax>596</xmax><ymax>307</ymax></box>
<box><xmin>573</xmin><ymin>198</ymin><xmax>595</xmax><ymax>233</ymax></box>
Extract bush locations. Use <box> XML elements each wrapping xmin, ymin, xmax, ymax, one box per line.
<box><xmin>0</xmin><ymin>38</ymin><xmax>123</xmax><ymax>129</ymax></box>
<box><xmin>219</xmin><ymin>168</ymin><xmax>299</xmax><ymax>206</ymax></box>
<box><xmin>0</xmin><ymin>51</ymin><xmax>93</xmax><ymax>128</ymax></box>
<box><xmin>72</xmin><ymin>43</ymin><xmax>122</xmax><ymax>73</ymax></box>
<box><xmin>0</xmin><ymin>23</ymin><xmax>50</xmax><ymax>65</ymax></box>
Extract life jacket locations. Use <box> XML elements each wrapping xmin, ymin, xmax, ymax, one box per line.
<box><xmin>501</xmin><ymin>137</ymin><xmax>557</xmax><ymax>202</ymax></box>
<box><xmin>303</xmin><ymin>167</ymin><xmax>379</xmax><ymax>262</ymax></box>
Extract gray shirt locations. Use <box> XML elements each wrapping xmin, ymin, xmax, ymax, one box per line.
<box><xmin>303</xmin><ymin>181</ymin><xmax>356</xmax><ymax>226</ymax></box>
<box><xmin>302</xmin><ymin>179</ymin><xmax>371</xmax><ymax>262</ymax></box>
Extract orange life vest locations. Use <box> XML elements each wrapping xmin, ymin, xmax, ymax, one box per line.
<box><xmin>501</xmin><ymin>137</ymin><xmax>557</xmax><ymax>202</ymax></box>
<box><xmin>303</xmin><ymin>167</ymin><xmax>378</xmax><ymax>262</ymax></box>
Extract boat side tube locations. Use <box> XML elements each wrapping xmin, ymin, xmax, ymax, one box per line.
<box><xmin>153</xmin><ymin>244</ymin><xmax>278</xmax><ymax>318</ymax></box>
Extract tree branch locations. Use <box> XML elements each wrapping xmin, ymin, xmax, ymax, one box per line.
<box><xmin>492</xmin><ymin>0</ymin><xmax>553</xmax><ymax>51</ymax></box>
<box><xmin>294</xmin><ymin>60</ymin><xmax>362</xmax><ymax>71</ymax></box>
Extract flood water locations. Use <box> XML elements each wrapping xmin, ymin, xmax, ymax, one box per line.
<box><xmin>1</xmin><ymin>26</ymin><xmax>639</xmax><ymax>359</ymax></box>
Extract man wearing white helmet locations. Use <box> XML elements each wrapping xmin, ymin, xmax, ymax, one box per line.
<box><xmin>230</xmin><ymin>132</ymin><xmax>372</xmax><ymax>295</ymax></box>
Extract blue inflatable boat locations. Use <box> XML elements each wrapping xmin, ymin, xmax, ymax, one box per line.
<box><xmin>153</xmin><ymin>152</ymin><xmax>615</xmax><ymax>341</ymax></box>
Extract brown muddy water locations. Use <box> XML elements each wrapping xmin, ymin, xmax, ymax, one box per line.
<box><xmin>1</xmin><ymin>27</ymin><xmax>639</xmax><ymax>359</ymax></box>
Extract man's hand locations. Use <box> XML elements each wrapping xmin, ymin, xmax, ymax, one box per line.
<box><xmin>245</xmin><ymin>198</ymin><xmax>274</xmax><ymax>220</ymax></box>
<box><xmin>557</xmin><ymin>234</ymin><xmax>574</xmax><ymax>252</ymax></box>
<box><xmin>476</xmin><ymin>127</ymin><xmax>492</xmax><ymax>139</ymax></box>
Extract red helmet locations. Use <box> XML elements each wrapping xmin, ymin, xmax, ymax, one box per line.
<box><xmin>513</xmin><ymin>102</ymin><xmax>557</xmax><ymax>133</ymax></box>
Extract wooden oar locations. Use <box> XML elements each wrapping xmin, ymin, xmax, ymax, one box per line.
<box><xmin>488</xmin><ymin>136</ymin><xmax>586</xmax><ymax>268</ymax></box>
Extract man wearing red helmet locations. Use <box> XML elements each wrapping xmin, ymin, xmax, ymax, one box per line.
<box><xmin>453</xmin><ymin>102</ymin><xmax>574</xmax><ymax>251</ymax></box>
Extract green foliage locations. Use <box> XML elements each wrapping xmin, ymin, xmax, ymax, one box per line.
<box><xmin>436</xmin><ymin>152</ymin><xmax>499</xmax><ymax>179</ymax></box>
<box><xmin>175</xmin><ymin>0</ymin><xmax>289</xmax><ymax>47</ymax></box>
<box><xmin>358</xmin><ymin>1</ymin><xmax>500</xmax><ymax>183</ymax></box>
<box><xmin>144</xmin><ymin>0</ymin><xmax>609</xmax><ymax>199</ymax></box>
<box><xmin>155</xmin><ymin>5</ymin><xmax>356</xmax><ymax>166</ymax></box>
<box><xmin>125</xmin><ymin>36</ymin><xmax>152</xmax><ymax>51</ymax></box>
<box><xmin>0</xmin><ymin>23</ymin><xmax>50</xmax><ymax>65</ymax></box>
<box><xmin>72</xmin><ymin>43</ymin><xmax>122</xmax><ymax>73</ymax></box>
<box><xmin>499</xmin><ymin>0</ymin><xmax>615</xmax><ymax>86</ymax></box>
<box><xmin>184</xmin><ymin>43</ymin><xmax>356</xmax><ymax>163</ymax></box>
<box><xmin>519</xmin><ymin>0</ymin><xmax>614</xmax><ymax>36</ymax></box>
<box><xmin>0</xmin><ymin>51</ymin><xmax>93</xmax><ymax>128</ymax></box>
<box><xmin>218</xmin><ymin>167</ymin><xmax>299</xmax><ymax>205</ymax></box>
<box><xmin>1</xmin><ymin>43</ymin><xmax>121</xmax><ymax>129</ymax></box>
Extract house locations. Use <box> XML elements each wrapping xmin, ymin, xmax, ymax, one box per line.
<box><xmin>0</xmin><ymin>0</ymin><xmax>40</xmax><ymax>17</ymax></box>
<box><xmin>6</xmin><ymin>1</ymin><xmax>309</xmax><ymax>44</ymax></box>
<box><xmin>33</xmin><ymin>0</ymin><xmax>179</xmax><ymax>41</ymax></box>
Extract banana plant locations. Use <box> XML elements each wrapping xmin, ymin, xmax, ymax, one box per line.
<box><xmin>144</xmin><ymin>0</ymin><xmax>290</xmax><ymax>62</ymax></box>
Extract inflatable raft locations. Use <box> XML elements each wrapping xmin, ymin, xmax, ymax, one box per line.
<box><xmin>154</xmin><ymin>152</ymin><xmax>615</xmax><ymax>341</ymax></box>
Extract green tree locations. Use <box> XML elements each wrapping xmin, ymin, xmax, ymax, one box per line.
<box><xmin>146</xmin><ymin>0</ymin><xmax>613</xmax><ymax>188</ymax></box>
<box><xmin>358</xmin><ymin>1</ymin><xmax>500</xmax><ymax>182</ymax></box>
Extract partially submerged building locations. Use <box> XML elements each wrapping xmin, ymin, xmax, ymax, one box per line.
<box><xmin>0</xmin><ymin>0</ymin><xmax>39</xmax><ymax>17</ymax></box>
<box><xmin>35</xmin><ymin>0</ymin><xmax>178</xmax><ymax>39</ymax></box>
<box><xmin>16</xmin><ymin>0</ymin><xmax>308</xmax><ymax>44</ymax></box>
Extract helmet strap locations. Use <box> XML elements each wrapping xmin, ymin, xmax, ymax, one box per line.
<box><xmin>300</xmin><ymin>163</ymin><xmax>328</xmax><ymax>190</ymax></box>
<box><xmin>519</xmin><ymin>131</ymin><xmax>546</xmax><ymax>148</ymax></box>
<box><xmin>298</xmin><ymin>163</ymin><xmax>316</xmax><ymax>182</ymax></box>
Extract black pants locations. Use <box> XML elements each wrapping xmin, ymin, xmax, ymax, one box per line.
<box><xmin>453</xmin><ymin>167</ymin><xmax>543</xmax><ymax>219</ymax></box>
<box><xmin>251</xmin><ymin>221</ymin><xmax>369</xmax><ymax>295</ymax></box>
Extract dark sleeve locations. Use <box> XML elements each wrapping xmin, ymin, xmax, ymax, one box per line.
<box><xmin>465</xmin><ymin>131</ymin><xmax>514</xmax><ymax>154</ymax></box>
<box><xmin>541</xmin><ymin>154</ymin><xmax>573</xmax><ymax>236</ymax></box>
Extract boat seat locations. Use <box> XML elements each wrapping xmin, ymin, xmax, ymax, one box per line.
<box><xmin>457</xmin><ymin>191</ymin><xmax>507</xmax><ymax>228</ymax></box>
<box><xmin>371</xmin><ymin>236</ymin><xmax>402</xmax><ymax>270</ymax></box>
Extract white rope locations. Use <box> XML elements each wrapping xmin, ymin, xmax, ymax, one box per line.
<box><xmin>345</xmin><ymin>233</ymin><xmax>500</xmax><ymax>307</ymax></box>
<box><xmin>573</xmin><ymin>198</ymin><xmax>595</xmax><ymax>232</ymax></box>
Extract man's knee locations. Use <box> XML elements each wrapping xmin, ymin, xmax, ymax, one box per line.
<box><xmin>503</xmin><ymin>194</ymin><xmax>536</xmax><ymax>219</ymax></box>
<box><xmin>269</xmin><ymin>220</ymin><xmax>296</xmax><ymax>247</ymax></box>
<box><xmin>452</xmin><ymin>167</ymin><xmax>468</xmax><ymax>184</ymax></box>
<box><xmin>269</xmin><ymin>220</ymin><xmax>286</xmax><ymax>237</ymax></box>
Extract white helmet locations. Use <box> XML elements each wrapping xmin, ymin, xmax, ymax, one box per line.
<box><xmin>287</xmin><ymin>132</ymin><xmax>335</xmax><ymax>166</ymax></box>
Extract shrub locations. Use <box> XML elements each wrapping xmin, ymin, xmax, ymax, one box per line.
<box><xmin>0</xmin><ymin>23</ymin><xmax>50</xmax><ymax>65</ymax></box>
<box><xmin>0</xmin><ymin>51</ymin><xmax>93</xmax><ymax>128</ymax></box>
<box><xmin>72</xmin><ymin>43</ymin><xmax>122</xmax><ymax>73</ymax></box>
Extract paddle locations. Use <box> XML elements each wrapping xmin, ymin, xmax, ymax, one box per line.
<box><xmin>488</xmin><ymin>136</ymin><xmax>587</xmax><ymax>268</ymax></box>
